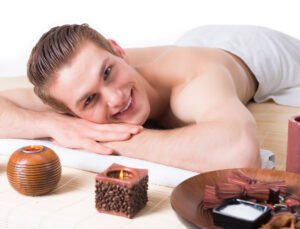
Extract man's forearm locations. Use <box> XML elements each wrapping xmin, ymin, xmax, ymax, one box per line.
<box><xmin>0</xmin><ymin>97</ymin><xmax>145</xmax><ymax>154</ymax></box>
<box><xmin>107</xmin><ymin>121</ymin><xmax>261</xmax><ymax>173</ymax></box>
<box><xmin>0</xmin><ymin>98</ymin><xmax>53</xmax><ymax>139</ymax></box>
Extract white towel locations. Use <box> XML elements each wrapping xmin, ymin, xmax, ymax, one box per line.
<box><xmin>176</xmin><ymin>25</ymin><xmax>300</xmax><ymax>107</ymax></box>
<box><xmin>0</xmin><ymin>139</ymin><xmax>274</xmax><ymax>187</ymax></box>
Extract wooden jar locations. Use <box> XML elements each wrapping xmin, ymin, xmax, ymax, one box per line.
<box><xmin>7</xmin><ymin>145</ymin><xmax>61</xmax><ymax>196</ymax></box>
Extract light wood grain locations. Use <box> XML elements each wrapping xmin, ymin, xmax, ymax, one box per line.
<box><xmin>248</xmin><ymin>102</ymin><xmax>300</xmax><ymax>171</ymax></box>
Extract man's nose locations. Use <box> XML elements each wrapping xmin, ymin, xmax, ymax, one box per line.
<box><xmin>103</xmin><ymin>88</ymin><xmax>124</xmax><ymax>108</ymax></box>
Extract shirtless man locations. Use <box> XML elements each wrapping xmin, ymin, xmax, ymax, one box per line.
<box><xmin>3</xmin><ymin>24</ymin><xmax>298</xmax><ymax>173</ymax></box>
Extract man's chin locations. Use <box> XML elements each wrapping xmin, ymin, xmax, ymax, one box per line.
<box><xmin>126</xmin><ymin>113</ymin><xmax>149</xmax><ymax>125</ymax></box>
<box><xmin>126</xmin><ymin>118</ymin><xmax>146</xmax><ymax>126</ymax></box>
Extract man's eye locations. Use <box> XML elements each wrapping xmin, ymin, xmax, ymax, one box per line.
<box><xmin>103</xmin><ymin>67</ymin><xmax>112</xmax><ymax>80</ymax></box>
<box><xmin>84</xmin><ymin>94</ymin><xmax>95</xmax><ymax>107</ymax></box>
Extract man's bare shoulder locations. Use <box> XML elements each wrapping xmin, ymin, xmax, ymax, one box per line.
<box><xmin>126</xmin><ymin>45</ymin><xmax>211</xmax><ymax>66</ymax></box>
<box><xmin>125</xmin><ymin>46</ymin><xmax>177</xmax><ymax>68</ymax></box>
<box><xmin>127</xmin><ymin>46</ymin><xmax>222</xmax><ymax>88</ymax></box>
<box><xmin>127</xmin><ymin>46</ymin><xmax>255</xmax><ymax>126</ymax></box>
<box><xmin>169</xmin><ymin>67</ymin><xmax>238</xmax><ymax>121</ymax></box>
<box><xmin>153</xmin><ymin>46</ymin><xmax>257</xmax><ymax>105</ymax></box>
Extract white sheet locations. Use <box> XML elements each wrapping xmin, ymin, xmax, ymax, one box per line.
<box><xmin>176</xmin><ymin>25</ymin><xmax>300</xmax><ymax>107</ymax></box>
<box><xmin>0</xmin><ymin>139</ymin><xmax>275</xmax><ymax>187</ymax></box>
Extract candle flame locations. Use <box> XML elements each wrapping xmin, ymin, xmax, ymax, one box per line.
<box><xmin>25</xmin><ymin>145</ymin><xmax>42</xmax><ymax>151</ymax></box>
<box><xmin>33</xmin><ymin>145</ymin><xmax>40</xmax><ymax>150</ymax></box>
<box><xmin>119</xmin><ymin>170</ymin><xmax>124</xmax><ymax>180</ymax></box>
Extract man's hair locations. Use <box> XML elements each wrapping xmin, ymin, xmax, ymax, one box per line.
<box><xmin>27</xmin><ymin>24</ymin><xmax>115</xmax><ymax>113</ymax></box>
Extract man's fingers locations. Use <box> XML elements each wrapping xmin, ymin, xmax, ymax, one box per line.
<box><xmin>96</xmin><ymin>132</ymin><xmax>131</xmax><ymax>142</ymax></box>
<box><xmin>82</xmin><ymin>140</ymin><xmax>113</xmax><ymax>155</ymax></box>
<box><xmin>82</xmin><ymin>129</ymin><xmax>131</xmax><ymax>142</ymax></box>
<box><xmin>51</xmin><ymin>138</ymin><xmax>113</xmax><ymax>155</ymax></box>
<box><xmin>93</xmin><ymin>123</ymin><xmax>143</xmax><ymax>134</ymax></box>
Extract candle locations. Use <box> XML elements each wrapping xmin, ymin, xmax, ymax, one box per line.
<box><xmin>6</xmin><ymin>145</ymin><xmax>61</xmax><ymax>196</ymax></box>
<box><xmin>286</xmin><ymin>115</ymin><xmax>300</xmax><ymax>173</ymax></box>
<box><xmin>107</xmin><ymin>169</ymin><xmax>134</xmax><ymax>180</ymax></box>
<box><xmin>95</xmin><ymin>163</ymin><xmax>148</xmax><ymax>218</ymax></box>
<box><xmin>22</xmin><ymin>145</ymin><xmax>45</xmax><ymax>153</ymax></box>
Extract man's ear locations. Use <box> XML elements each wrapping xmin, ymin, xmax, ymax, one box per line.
<box><xmin>108</xmin><ymin>39</ymin><xmax>126</xmax><ymax>59</ymax></box>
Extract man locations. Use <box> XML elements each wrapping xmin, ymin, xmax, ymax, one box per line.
<box><xmin>2</xmin><ymin>24</ymin><xmax>299</xmax><ymax>172</ymax></box>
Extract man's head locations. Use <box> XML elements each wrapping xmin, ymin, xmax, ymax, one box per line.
<box><xmin>28</xmin><ymin>24</ymin><xmax>115</xmax><ymax>113</ymax></box>
<box><xmin>28</xmin><ymin>24</ymin><xmax>151</xmax><ymax>125</ymax></box>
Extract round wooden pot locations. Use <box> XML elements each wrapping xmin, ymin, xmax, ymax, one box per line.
<box><xmin>6</xmin><ymin>145</ymin><xmax>61</xmax><ymax>196</ymax></box>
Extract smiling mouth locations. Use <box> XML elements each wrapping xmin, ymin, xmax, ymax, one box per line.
<box><xmin>119</xmin><ymin>93</ymin><xmax>132</xmax><ymax>113</ymax></box>
<box><xmin>115</xmin><ymin>89</ymin><xmax>134</xmax><ymax>117</ymax></box>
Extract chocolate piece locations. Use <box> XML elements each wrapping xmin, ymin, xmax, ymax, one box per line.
<box><xmin>273</xmin><ymin>204</ymin><xmax>289</xmax><ymax>214</ymax></box>
<box><xmin>285</xmin><ymin>197</ymin><xmax>300</xmax><ymax>208</ymax></box>
<box><xmin>95</xmin><ymin>163</ymin><xmax>148</xmax><ymax>218</ymax></box>
<box><xmin>291</xmin><ymin>205</ymin><xmax>300</xmax><ymax>214</ymax></box>
<box><xmin>268</xmin><ymin>188</ymin><xmax>280</xmax><ymax>204</ymax></box>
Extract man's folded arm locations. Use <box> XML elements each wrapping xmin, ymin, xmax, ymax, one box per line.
<box><xmin>0</xmin><ymin>88</ymin><xmax>54</xmax><ymax>112</ymax></box>
<box><xmin>105</xmin><ymin>67</ymin><xmax>261</xmax><ymax>172</ymax></box>
<box><xmin>0</xmin><ymin>88</ymin><xmax>57</xmax><ymax>138</ymax></box>
<box><xmin>105</xmin><ymin>104</ymin><xmax>261</xmax><ymax>173</ymax></box>
<box><xmin>0</xmin><ymin>88</ymin><xmax>141</xmax><ymax>154</ymax></box>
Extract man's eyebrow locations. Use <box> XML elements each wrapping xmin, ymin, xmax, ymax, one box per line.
<box><xmin>75</xmin><ymin>57</ymin><xmax>109</xmax><ymax>108</ymax></box>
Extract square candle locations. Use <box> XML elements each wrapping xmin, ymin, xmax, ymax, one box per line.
<box><xmin>95</xmin><ymin>163</ymin><xmax>148</xmax><ymax>218</ymax></box>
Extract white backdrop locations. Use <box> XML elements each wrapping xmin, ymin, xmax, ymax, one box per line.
<box><xmin>0</xmin><ymin>0</ymin><xmax>299</xmax><ymax>77</ymax></box>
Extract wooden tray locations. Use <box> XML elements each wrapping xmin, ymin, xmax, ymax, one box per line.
<box><xmin>171</xmin><ymin>168</ymin><xmax>300</xmax><ymax>229</ymax></box>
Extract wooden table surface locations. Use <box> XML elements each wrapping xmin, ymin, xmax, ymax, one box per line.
<box><xmin>248</xmin><ymin>102</ymin><xmax>300</xmax><ymax>171</ymax></box>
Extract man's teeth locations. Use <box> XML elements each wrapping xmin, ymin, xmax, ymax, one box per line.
<box><xmin>120</xmin><ymin>96</ymin><xmax>132</xmax><ymax>113</ymax></box>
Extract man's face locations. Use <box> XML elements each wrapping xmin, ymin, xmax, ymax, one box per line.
<box><xmin>49</xmin><ymin>41</ymin><xmax>151</xmax><ymax>125</ymax></box>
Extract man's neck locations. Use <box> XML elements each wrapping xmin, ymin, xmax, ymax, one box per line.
<box><xmin>137</xmin><ymin>70</ymin><xmax>170</xmax><ymax>119</ymax></box>
<box><xmin>126</xmin><ymin>46</ymin><xmax>175</xmax><ymax>120</ymax></box>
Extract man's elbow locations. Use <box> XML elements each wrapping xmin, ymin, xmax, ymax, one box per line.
<box><xmin>195</xmin><ymin>137</ymin><xmax>260</xmax><ymax>173</ymax></box>
<box><xmin>234</xmin><ymin>134</ymin><xmax>261</xmax><ymax>169</ymax></box>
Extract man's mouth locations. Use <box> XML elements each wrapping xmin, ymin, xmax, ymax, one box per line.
<box><xmin>115</xmin><ymin>89</ymin><xmax>135</xmax><ymax>117</ymax></box>
<box><xmin>119</xmin><ymin>93</ymin><xmax>132</xmax><ymax>113</ymax></box>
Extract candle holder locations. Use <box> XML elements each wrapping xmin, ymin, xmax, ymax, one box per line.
<box><xmin>6</xmin><ymin>145</ymin><xmax>61</xmax><ymax>196</ymax></box>
<box><xmin>95</xmin><ymin>163</ymin><xmax>148</xmax><ymax>218</ymax></box>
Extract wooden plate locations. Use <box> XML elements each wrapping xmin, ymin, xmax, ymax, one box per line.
<box><xmin>170</xmin><ymin>168</ymin><xmax>300</xmax><ymax>229</ymax></box>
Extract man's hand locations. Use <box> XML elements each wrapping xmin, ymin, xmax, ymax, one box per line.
<box><xmin>0</xmin><ymin>89</ymin><xmax>142</xmax><ymax>155</ymax></box>
<box><xmin>46</xmin><ymin>112</ymin><xmax>143</xmax><ymax>154</ymax></box>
